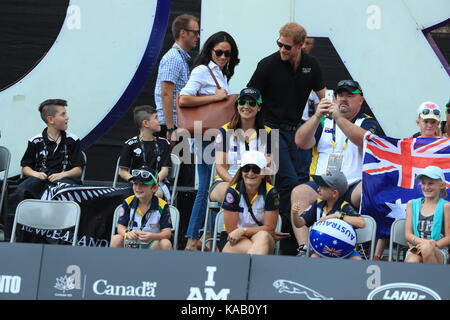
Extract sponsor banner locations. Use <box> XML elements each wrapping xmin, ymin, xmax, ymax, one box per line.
<box><xmin>38</xmin><ymin>245</ymin><xmax>250</xmax><ymax>300</ymax></box>
<box><xmin>0</xmin><ymin>243</ymin><xmax>43</xmax><ymax>300</ymax></box>
<box><xmin>15</xmin><ymin>183</ymin><xmax>130</xmax><ymax>247</ymax></box>
<box><xmin>248</xmin><ymin>255</ymin><xmax>450</xmax><ymax>300</ymax></box>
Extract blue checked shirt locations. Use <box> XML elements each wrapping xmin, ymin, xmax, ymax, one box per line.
<box><xmin>154</xmin><ymin>43</ymin><xmax>191</xmax><ymax>126</ymax></box>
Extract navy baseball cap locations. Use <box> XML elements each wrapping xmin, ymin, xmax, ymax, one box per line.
<box><xmin>238</xmin><ymin>87</ymin><xmax>262</xmax><ymax>104</ymax></box>
<box><xmin>336</xmin><ymin>80</ymin><xmax>363</xmax><ymax>95</ymax></box>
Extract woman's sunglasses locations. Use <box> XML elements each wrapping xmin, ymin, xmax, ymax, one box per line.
<box><xmin>237</xmin><ymin>99</ymin><xmax>259</xmax><ymax>107</ymax></box>
<box><xmin>242</xmin><ymin>164</ymin><xmax>261</xmax><ymax>174</ymax></box>
<box><xmin>213</xmin><ymin>50</ymin><xmax>231</xmax><ymax>58</ymax></box>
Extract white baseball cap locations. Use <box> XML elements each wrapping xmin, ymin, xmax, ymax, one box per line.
<box><xmin>240</xmin><ymin>151</ymin><xmax>267</xmax><ymax>169</ymax></box>
<box><xmin>417</xmin><ymin>101</ymin><xmax>442</xmax><ymax>121</ymax></box>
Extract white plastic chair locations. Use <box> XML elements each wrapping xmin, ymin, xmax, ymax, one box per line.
<box><xmin>0</xmin><ymin>146</ymin><xmax>11</xmax><ymax>229</ymax></box>
<box><xmin>112</xmin><ymin>157</ymin><xmax>121</xmax><ymax>187</ymax></box>
<box><xmin>168</xmin><ymin>205</ymin><xmax>180</xmax><ymax>250</ymax></box>
<box><xmin>10</xmin><ymin>199</ymin><xmax>81</xmax><ymax>245</ymax></box>
<box><xmin>200</xmin><ymin>162</ymin><xmax>222</xmax><ymax>251</ymax></box>
<box><xmin>80</xmin><ymin>151</ymin><xmax>87</xmax><ymax>183</ymax></box>
<box><xmin>356</xmin><ymin>215</ymin><xmax>377</xmax><ymax>260</ymax></box>
<box><xmin>388</xmin><ymin>218</ymin><xmax>407</xmax><ymax>262</ymax></box>
<box><xmin>168</xmin><ymin>154</ymin><xmax>181</xmax><ymax>206</ymax></box>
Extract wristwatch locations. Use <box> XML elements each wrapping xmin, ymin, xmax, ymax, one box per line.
<box><xmin>167</xmin><ymin>126</ymin><xmax>177</xmax><ymax>132</ymax></box>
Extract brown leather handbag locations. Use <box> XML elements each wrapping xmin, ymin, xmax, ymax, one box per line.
<box><xmin>177</xmin><ymin>66</ymin><xmax>237</xmax><ymax>134</ymax></box>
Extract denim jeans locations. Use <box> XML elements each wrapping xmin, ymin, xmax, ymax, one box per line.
<box><xmin>185</xmin><ymin>140</ymin><xmax>214</xmax><ymax>239</ymax></box>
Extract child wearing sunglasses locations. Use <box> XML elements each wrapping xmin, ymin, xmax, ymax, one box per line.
<box><xmin>110</xmin><ymin>166</ymin><xmax>173</xmax><ymax>250</ymax></box>
<box><xmin>414</xmin><ymin>102</ymin><xmax>443</xmax><ymax>138</ymax></box>
<box><xmin>220</xmin><ymin>151</ymin><xmax>281</xmax><ymax>255</ymax></box>
<box><xmin>211</xmin><ymin>87</ymin><xmax>272</xmax><ymax>203</ymax></box>
<box><xmin>404</xmin><ymin>166</ymin><xmax>450</xmax><ymax>264</ymax></box>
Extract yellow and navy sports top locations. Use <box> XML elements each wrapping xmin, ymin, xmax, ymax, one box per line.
<box><xmin>300</xmin><ymin>198</ymin><xmax>360</xmax><ymax>228</ymax></box>
<box><xmin>118</xmin><ymin>195</ymin><xmax>172</xmax><ymax>235</ymax></box>
<box><xmin>310</xmin><ymin>112</ymin><xmax>382</xmax><ymax>185</ymax></box>
<box><xmin>215</xmin><ymin>122</ymin><xmax>272</xmax><ymax>180</ymax></box>
<box><xmin>221</xmin><ymin>181</ymin><xmax>280</xmax><ymax>228</ymax></box>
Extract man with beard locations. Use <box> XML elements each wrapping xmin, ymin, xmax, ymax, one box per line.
<box><xmin>290</xmin><ymin>80</ymin><xmax>382</xmax><ymax>256</ymax></box>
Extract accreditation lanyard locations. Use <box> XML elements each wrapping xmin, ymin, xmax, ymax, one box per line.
<box><xmin>40</xmin><ymin>139</ymin><xmax>68</xmax><ymax>171</ymax></box>
<box><xmin>128</xmin><ymin>205</ymin><xmax>153</xmax><ymax>232</ymax></box>
<box><xmin>139</xmin><ymin>138</ymin><xmax>161</xmax><ymax>170</ymax></box>
<box><xmin>326</xmin><ymin>121</ymin><xmax>347</xmax><ymax>175</ymax></box>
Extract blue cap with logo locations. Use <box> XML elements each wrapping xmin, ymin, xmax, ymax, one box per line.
<box><xmin>238</xmin><ymin>87</ymin><xmax>262</xmax><ymax>105</ymax></box>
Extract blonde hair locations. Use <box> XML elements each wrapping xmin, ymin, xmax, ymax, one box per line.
<box><xmin>417</xmin><ymin>116</ymin><xmax>442</xmax><ymax>137</ymax></box>
<box><xmin>279</xmin><ymin>22</ymin><xmax>307</xmax><ymax>45</ymax></box>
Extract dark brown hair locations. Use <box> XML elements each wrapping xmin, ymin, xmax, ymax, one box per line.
<box><xmin>38</xmin><ymin>99</ymin><xmax>67</xmax><ymax>123</ymax></box>
<box><xmin>133</xmin><ymin>105</ymin><xmax>157</xmax><ymax>129</ymax></box>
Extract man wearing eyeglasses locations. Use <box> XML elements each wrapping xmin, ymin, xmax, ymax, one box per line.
<box><xmin>154</xmin><ymin>14</ymin><xmax>200</xmax><ymax>142</ymax></box>
<box><xmin>291</xmin><ymin>80</ymin><xmax>382</xmax><ymax>256</ymax></box>
<box><xmin>247</xmin><ymin>22</ymin><xmax>326</xmax><ymax>255</ymax></box>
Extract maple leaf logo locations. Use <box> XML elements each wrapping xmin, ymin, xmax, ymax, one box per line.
<box><xmin>54</xmin><ymin>275</ymin><xmax>75</xmax><ymax>293</ymax></box>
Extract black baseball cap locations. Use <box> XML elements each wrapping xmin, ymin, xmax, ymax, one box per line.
<box><xmin>336</xmin><ymin>80</ymin><xmax>363</xmax><ymax>95</ymax></box>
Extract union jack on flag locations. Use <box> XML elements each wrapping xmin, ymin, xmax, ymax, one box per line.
<box><xmin>361</xmin><ymin>134</ymin><xmax>450</xmax><ymax>237</ymax></box>
<box><xmin>323</xmin><ymin>245</ymin><xmax>342</xmax><ymax>257</ymax></box>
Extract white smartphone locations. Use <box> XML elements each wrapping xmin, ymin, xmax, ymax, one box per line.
<box><xmin>325</xmin><ymin>89</ymin><xmax>334</xmax><ymax>102</ymax></box>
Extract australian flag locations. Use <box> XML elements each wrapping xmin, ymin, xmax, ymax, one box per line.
<box><xmin>361</xmin><ymin>134</ymin><xmax>450</xmax><ymax>237</ymax></box>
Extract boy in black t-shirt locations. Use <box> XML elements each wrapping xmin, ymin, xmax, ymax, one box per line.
<box><xmin>17</xmin><ymin>99</ymin><xmax>85</xmax><ymax>199</ymax></box>
<box><xmin>119</xmin><ymin>105</ymin><xmax>171</xmax><ymax>200</ymax></box>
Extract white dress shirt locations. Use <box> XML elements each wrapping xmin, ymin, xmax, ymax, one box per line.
<box><xmin>180</xmin><ymin>61</ymin><xmax>231</xmax><ymax>96</ymax></box>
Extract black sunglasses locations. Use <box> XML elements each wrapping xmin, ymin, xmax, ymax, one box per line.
<box><xmin>337</xmin><ymin>80</ymin><xmax>360</xmax><ymax>88</ymax></box>
<box><xmin>213</xmin><ymin>50</ymin><xmax>231</xmax><ymax>58</ymax></box>
<box><xmin>421</xmin><ymin>109</ymin><xmax>440</xmax><ymax>116</ymax></box>
<box><xmin>237</xmin><ymin>99</ymin><xmax>258</xmax><ymax>107</ymax></box>
<box><xmin>242</xmin><ymin>165</ymin><xmax>261</xmax><ymax>174</ymax></box>
<box><xmin>276</xmin><ymin>40</ymin><xmax>293</xmax><ymax>51</ymax></box>
<box><xmin>184</xmin><ymin>29</ymin><xmax>200</xmax><ymax>36</ymax></box>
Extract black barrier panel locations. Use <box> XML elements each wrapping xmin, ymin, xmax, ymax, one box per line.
<box><xmin>38</xmin><ymin>245</ymin><xmax>250</xmax><ymax>300</ymax></box>
<box><xmin>248</xmin><ymin>255</ymin><xmax>450</xmax><ymax>300</ymax></box>
<box><xmin>0</xmin><ymin>243</ymin><xmax>43</xmax><ymax>300</ymax></box>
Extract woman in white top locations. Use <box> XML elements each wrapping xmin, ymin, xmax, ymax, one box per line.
<box><xmin>179</xmin><ymin>31</ymin><xmax>240</xmax><ymax>251</ymax></box>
